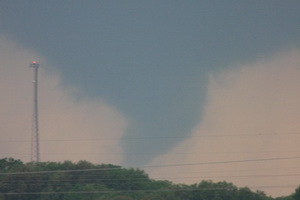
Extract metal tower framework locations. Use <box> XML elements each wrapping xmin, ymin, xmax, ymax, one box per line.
<box><xmin>30</xmin><ymin>61</ymin><xmax>40</xmax><ymax>162</ymax></box>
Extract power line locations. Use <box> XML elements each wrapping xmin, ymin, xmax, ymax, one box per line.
<box><xmin>0</xmin><ymin>167</ymin><xmax>122</xmax><ymax>175</ymax></box>
<box><xmin>1</xmin><ymin>156</ymin><xmax>300</xmax><ymax>176</ymax></box>
<box><xmin>1</xmin><ymin>184</ymin><xmax>298</xmax><ymax>196</ymax></box>
<box><xmin>141</xmin><ymin>156</ymin><xmax>300</xmax><ymax>169</ymax></box>
<box><xmin>0</xmin><ymin>131</ymin><xmax>299</xmax><ymax>143</ymax></box>
<box><xmin>151</xmin><ymin>165</ymin><xmax>300</xmax><ymax>176</ymax></box>
<box><xmin>2</xmin><ymin>150</ymin><xmax>299</xmax><ymax>156</ymax></box>
<box><xmin>2</xmin><ymin>165</ymin><xmax>299</xmax><ymax>183</ymax></box>
<box><xmin>1</xmin><ymin>173</ymin><xmax>300</xmax><ymax>186</ymax></box>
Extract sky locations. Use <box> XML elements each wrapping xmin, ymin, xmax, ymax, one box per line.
<box><xmin>0</xmin><ymin>0</ymin><xmax>300</xmax><ymax>197</ymax></box>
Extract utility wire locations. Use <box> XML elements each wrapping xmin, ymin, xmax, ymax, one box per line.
<box><xmin>2</xmin><ymin>150</ymin><xmax>299</xmax><ymax>155</ymax></box>
<box><xmin>1</xmin><ymin>156</ymin><xmax>300</xmax><ymax>175</ymax></box>
<box><xmin>1</xmin><ymin>173</ymin><xmax>300</xmax><ymax>186</ymax></box>
<box><xmin>140</xmin><ymin>156</ymin><xmax>300</xmax><ymax>169</ymax></box>
<box><xmin>1</xmin><ymin>184</ymin><xmax>298</xmax><ymax>196</ymax></box>
<box><xmin>0</xmin><ymin>131</ymin><xmax>299</xmax><ymax>143</ymax></box>
<box><xmin>0</xmin><ymin>167</ymin><xmax>123</xmax><ymax>175</ymax></box>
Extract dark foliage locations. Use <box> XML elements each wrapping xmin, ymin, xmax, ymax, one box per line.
<box><xmin>0</xmin><ymin>158</ymin><xmax>298</xmax><ymax>200</ymax></box>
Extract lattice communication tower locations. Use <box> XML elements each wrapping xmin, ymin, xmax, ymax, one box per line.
<box><xmin>30</xmin><ymin>61</ymin><xmax>40</xmax><ymax>162</ymax></box>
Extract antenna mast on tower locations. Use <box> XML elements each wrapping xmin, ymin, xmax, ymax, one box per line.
<box><xmin>30</xmin><ymin>61</ymin><xmax>40</xmax><ymax>162</ymax></box>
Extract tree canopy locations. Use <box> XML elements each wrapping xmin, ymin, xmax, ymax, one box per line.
<box><xmin>0</xmin><ymin>158</ymin><xmax>298</xmax><ymax>200</ymax></box>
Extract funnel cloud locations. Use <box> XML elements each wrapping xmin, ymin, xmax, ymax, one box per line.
<box><xmin>148</xmin><ymin>50</ymin><xmax>300</xmax><ymax>197</ymax></box>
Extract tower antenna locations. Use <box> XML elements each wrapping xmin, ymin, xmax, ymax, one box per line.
<box><xmin>30</xmin><ymin>61</ymin><xmax>40</xmax><ymax>162</ymax></box>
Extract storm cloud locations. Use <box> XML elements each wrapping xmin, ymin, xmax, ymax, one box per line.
<box><xmin>0</xmin><ymin>36</ymin><xmax>128</xmax><ymax>164</ymax></box>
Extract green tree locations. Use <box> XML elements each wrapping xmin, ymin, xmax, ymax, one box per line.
<box><xmin>293</xmin><ymin>186</ymin><xmax>300</xmax><ymax>200</ymax></box>
<box><xmin>111</xmin><ymin>195</ymin><xmax>134</xmax><ymax>200</ymax></box>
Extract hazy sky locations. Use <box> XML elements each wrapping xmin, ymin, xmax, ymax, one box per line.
<box><xmin>1</xmin><ymin>0</ymin><xmax>300</xmax><ymax>197</ymax></box>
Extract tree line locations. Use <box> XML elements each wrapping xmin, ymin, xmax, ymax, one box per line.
<box><xmin>0</xmin><ymin>158</ymin><xmax>299</xmax><ymax>200</ymax></box>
